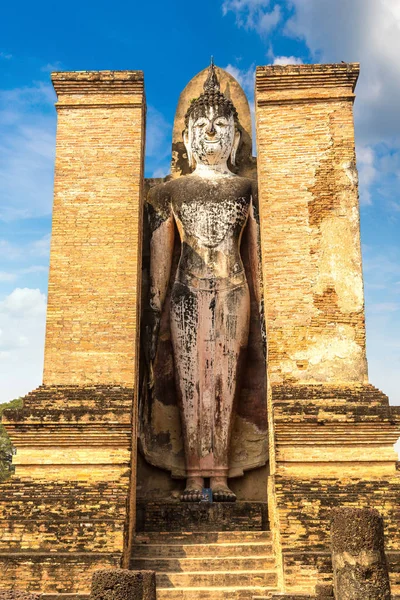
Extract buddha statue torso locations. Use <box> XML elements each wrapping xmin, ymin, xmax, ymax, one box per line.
<box><xmin>165</xmin><ymin>174</ymin><xmax>253</xmax><ymax>280</ymax></box>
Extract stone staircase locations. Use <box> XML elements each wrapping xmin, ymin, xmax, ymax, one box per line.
<box><xmin>130</xmin><ymin>530</ymin><xmax>279</xmax><ymax>600</ymax></box>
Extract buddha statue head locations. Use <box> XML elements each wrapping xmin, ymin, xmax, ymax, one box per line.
<box><xmin>183</xmin><ymin>61</ymin><xmax>241</xmax><ymax>171</ymax></box>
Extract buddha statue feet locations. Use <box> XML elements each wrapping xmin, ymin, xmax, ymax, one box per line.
<box><xmin>210</xmin><ymin>476</ymin><xmax>237</xmax><ymax>503</ymax></box>
<box><xmin>212</xmin><ymin>487</ymin><xmax>236</xmax><ymax>502</ymax></box>
<box><xmin>180</xmin><ymin>477</ymin><xmax>204</xmax><ymax>502</ymax></box>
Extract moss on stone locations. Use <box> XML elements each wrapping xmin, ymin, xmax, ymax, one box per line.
<box><xmin>0</xmin><ymin>397</ymin><xmax>23</xmax><ymax>482</ymax></box>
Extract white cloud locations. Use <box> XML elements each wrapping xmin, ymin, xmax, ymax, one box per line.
<box><xmin>224</xmin><ymin>63</ymin><xmax>255</xmax><ymax>97</ymax></box>
<box><xmin>151</xmin><ymin>165</ymin><xmax>170</xmax><ymax>179</ymax></box>
<box><xmin>0</xmin><ymin>240</ymin><xmax>23</xmax><ymax>261</ymax></box>
<box><xmin>356</xmin><ymin>145</ymin><xmax>376</xmax><ymax>206</ymax></box>
<box><xmin>29</xmin><ymin>233</ymin><xmax>51</xmax><ymax>257</ymax></box>
<box><xmin>146</xmin><ymin>106</ymin><xmax>171</xmax><ymax>159</ymax></box>
<box><xmin>0</xmin><ymin>288</ymin><xmax>47</xmax><ymax>403</ymax></box>
<box><xmin>257</xmin><ymin>5</ymin><xmax>281</xmax><ymax>34</ymax></box>
<box><xmin>223</xmin><ymin>0</ymin><xmax>280</xmax><ymax>34</ymax></box>
<box><xmin>222</xmin><ymin>0</ymin><xmax>272</xmax><ymax>28</ymax></box>
<box><xmin>0</xmin><ymin>266</ymin><xmax>48</xmax><ymax>284</ymax></box>
<box><xmin>1</xmin><ymin>287</ymin><xmax>46</xmax><ymax>317</ymax></box>
<box><xmin>0</xmin><ymin>272</ymin><xmax>17</xmax><ymax>282</ymax></box>
<box><xmin>0</xmin><ymin>52</ymin><xmax>12</xmax><ymax>60</ymax></box>
<box><xmin>222</xmin><ymin>0</ymin><xmax>400</xmax><ymax>207</ymax></box>
<box><xmin>0</xmin><ymin>83</ymin><xmax>56</xmax><ymax>221</ymax></box>
<box><xmin>273</xmin><ymin>55</ymin><xmax>303</xmax><ymax>66</ymax></box>
<box><xmin>284</xmin><ymin>0</ymin><xmax>400</xmax><ymax>147</ymax></box>
<box><xmin>0</xmin><ymin>234</ymin><xmax>51</xmax><ymax>262</ymax></box>
<box><xmin>362</xmin><ymin>248</ymin><xmax>400</xmax><ymax>404</ymax></box>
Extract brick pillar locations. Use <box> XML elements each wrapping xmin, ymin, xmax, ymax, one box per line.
<box><xmin>0</xmin><ymin>72</ymin><xmax>146</xmax><ymax>594</ymax></box>
<box><xmin>44</xmin><ymin>70</ymin><xmax>145</xmax><ymax>387</ymax></box>
<box><xmin>255</xmin><ymin>63</ymin><xmax>367</xmax><ymax>385</ymax></box>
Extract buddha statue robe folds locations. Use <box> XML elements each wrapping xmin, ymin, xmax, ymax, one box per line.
<box><xmin>140</xmin><ymin>63</ymin><xmax>267</xmax><ymax>502</ymax></box>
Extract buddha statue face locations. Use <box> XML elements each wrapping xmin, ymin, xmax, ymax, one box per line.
<box><xmin>184</xmin><ymin>106</ymin><xmax>241</xmax><ymax>170</ymax></box>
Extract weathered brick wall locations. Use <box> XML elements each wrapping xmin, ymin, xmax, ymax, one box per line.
<box><xmin>274</xmin><ymin>476</ymin><xmax>400</xmax><ymax>594</ymax></box>
<box><xmin>267</xmin><ymin>384</ymin><xmax>400</xmax><ymax>594</ymax></box>
<box><xmin>0</xmin><ymin>385</ymin><xmax>136</xmax><ymax>593</ymax></box>
<box><xmin>0</xmin><ymin>479</ymin><xmax>128</xmax><ymax>552</ymax></box>
<box><xmin>272</xmin><ymin>384</ymin><xmax>400</xmax><ymax>473</ymax></box>
<box><xmin>1</xmin><ymin>72</ymin><xmax>145</xmax><ymax>594</ymax></box>
<box><xmin>2</xmin><ymin>385</ymin><xmax>133</xmax><ymax>481</ymax></box>
<box><xmin>255</xmin><ymin>64</ymin><xmax>367</xmax><ymax>385</ymax></box>
<box><xmin>43</xmin><ymin>71</ymin><xmax>145</xmax><ymax>386</ymax></box>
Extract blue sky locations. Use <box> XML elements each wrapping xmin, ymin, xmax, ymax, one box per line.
<box><xmin>0</xmin><ymin>0</ymin><xmax>399</xmax><ymax>405</ymax></box>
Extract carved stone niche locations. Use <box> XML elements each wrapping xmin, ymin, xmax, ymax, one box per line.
<box><xmin>136</xmin><ymin>66</ymin><xmax>268</xmax><ymax>502</ymax></box>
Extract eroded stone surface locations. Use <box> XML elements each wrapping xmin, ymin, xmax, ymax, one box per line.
<box><xmin>331</xmin><ymin>507</ymin><xmax>391</xmax><ymax>600</ymax></box>
<box><xmin>90</xmin><ymin>569</ymin><xmax>156</xmax><ymax>600</ymax></box>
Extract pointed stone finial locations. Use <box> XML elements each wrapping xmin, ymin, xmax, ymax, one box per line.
<box><xmin>203</xmin><ymin>57</ymin><xmax>220</xmax><ymax>93</ymax></box>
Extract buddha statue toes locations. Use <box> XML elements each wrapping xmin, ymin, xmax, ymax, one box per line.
<box><xmin>148</xmin><ymin>64</ymin><xmax>261</xmax><ymax>502</ymax></box>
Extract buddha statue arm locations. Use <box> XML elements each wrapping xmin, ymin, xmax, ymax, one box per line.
<box><xmin>148</xmin><ymin>185</ymin><xmax>175</xmax><ymax>361</ymax></box>
<box><xmin>246</xmin><ymin>182</ymin><xmax>263</xmax><ymax>311</ymax></box>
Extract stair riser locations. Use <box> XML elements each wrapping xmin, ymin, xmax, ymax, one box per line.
<box><xmin>156</xmin><ymin>588</ymin><xmax>277</xmax><ymax>600</ymax></box>
<box><xmin>134</xmin><ymin>532</ymin><xmax>271</xmax><ymax>544</ymax></box>
<box><xmin>130</xmin><ymin>557</ymin><xmax>276</xmax><ymax>571</ymax></box>
<box><xmin>132</xmin><ymin>543</ymin><xmax>273</xmax><ymax>558</ymax></box>
<box><xmin>156</xmin><ymin>572</ymin><xmax>277</xmax><ymax>587</ymax></box>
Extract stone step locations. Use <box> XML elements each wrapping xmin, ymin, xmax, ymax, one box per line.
<box><xmin>131</xmin><ymin>541</ymin><xmax>273</xmax><ymax>558</ymax></box>
<box><xmin>130</xmin><ymin>556</ymin><xmax>276</xmax><ymax>571</ymax></box>
<box><xmin>156</xmin><ymin>587</ymin><xmax>278</xmax><ymax>600</ymax></box>
<box><xmin>156</xmin><ymin>570</ymin><xmax>277</xmax><ymax>588</ymax></box>
<box><xmin>134</xmin><ymin>531</ymin><xmax>271</xmax><ymax>545</ymax></box>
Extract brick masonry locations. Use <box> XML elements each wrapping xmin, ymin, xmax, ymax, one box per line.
<box><xmin>256</xmin><ymin>63</ymin><xmax>366</xmax><ymax>385</ymax></box>
<box><xmin>0</xmin><ymin>71</ymin><xmax>145</xmax><ymax>595</ymax></box>
<box><xmin>255</xmin><ymin>65</ymin><xmax>400</xmax><ymax>596</ymax></box>
<box><xmin>44</xmin><ymin>71</ymin><xmax>145</xmax><ymax>386</ymax></box>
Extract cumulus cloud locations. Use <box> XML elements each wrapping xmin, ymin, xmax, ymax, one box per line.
<box><xmin>224</xmin><ymin>63</ymin><xmax>255</xmax><ymax>96</ymax></box>
<box><xmin>284</xmin><ymin>0</ymin><xmax>400</xmax><ymax>147</ymax></box>
<box><xmin>222</xmin><ymin>0</ymin><xmax>400</xmax><ymax>205</ymax></box>
<box><xmin>0</xmin><ymin>288</ymin><xmax>47</xmax><ymax>403</ymax></box>
<box><xmin>0</xmin><ymin>83</ymin><xmax>56</xmax><ymax>221</ymax></box>
<box><xmin>357</xmin><ymin>146</ymin><xmax>377</xmax><ymax>206</ymax></box>
<box><xmin>273</xmin><ymin>55</ymin><xmax>303</xmax><ymax>65</ymax></box>
<box><xmin>222</xmin><ymin>0</ymin><xmax>280</xmax><ymax>33</ymax></box>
